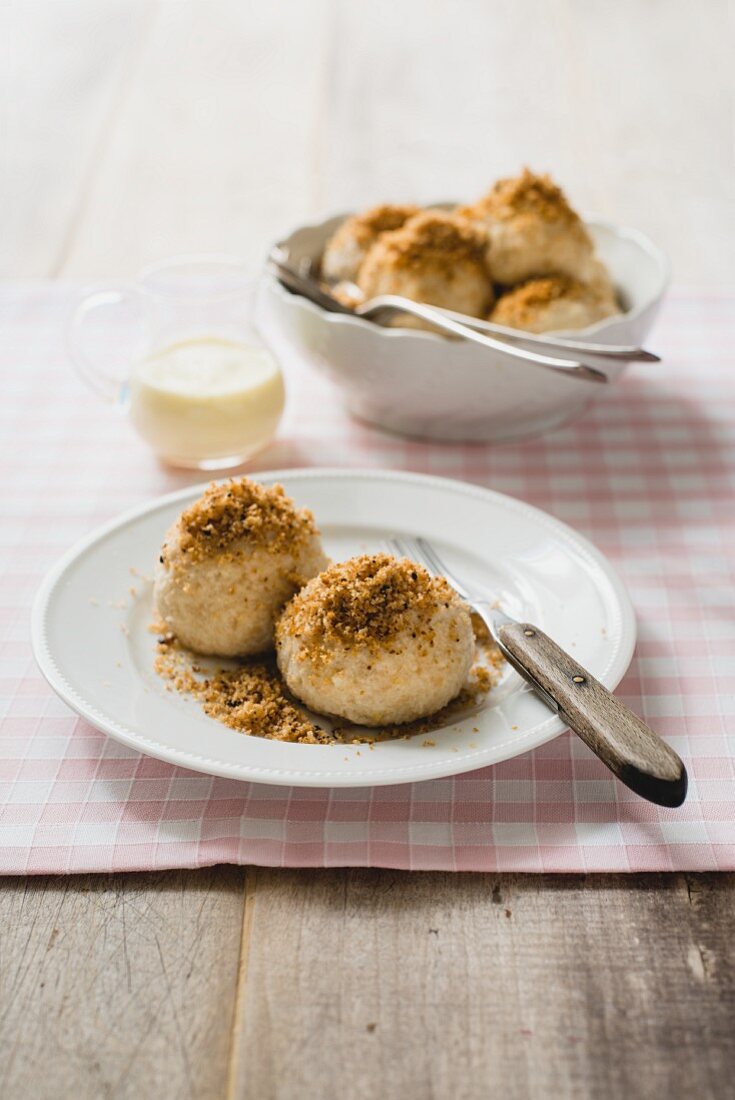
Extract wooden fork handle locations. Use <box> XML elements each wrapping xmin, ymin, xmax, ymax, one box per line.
<box><xmin>496</xmin><ymin>621</ymin><xmax>688</xmax><ymax>807</ymax></box>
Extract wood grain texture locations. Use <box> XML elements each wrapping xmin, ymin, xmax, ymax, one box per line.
<box><xmin>497</xmin><ymin>621</ymin><xmax>687</xmax><ymax>806</ymax></box>
<box><xmin>0</xmin><ymin>868</ymin><xmax>246</xmax><ymax>1100</ymax></box>
<box><xmin>230</xmin><ymin>869</ymin><xmax>735</xmax><ymax>1100</ymax></box>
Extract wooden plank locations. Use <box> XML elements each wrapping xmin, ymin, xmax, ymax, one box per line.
<box><xmin>0</xmin><ymin>867</ymin><xmax>247</xmax><ymax>1100</ymax></box>
<box><xmin>230</xmin><ymin>870</ymin><xmax>735</xmax><ymax>1100</ymax></box>
<box><xmin>0</xmin><ymin>0</ymin><xmax>149</xmax><ymax>277</ymax></box>
<box><xmin>61</xmin><ymin>0</ymin><xmax>331</xmax><ymax>277</ymax></box>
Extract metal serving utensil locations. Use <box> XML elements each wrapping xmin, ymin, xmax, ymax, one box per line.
<box><xmin>387</xmin><ymin>534</ymin><xmax>687</xmax><ymax>808</ymax></box>
<box><xmin>268</xmin><ymin>250</ymin><xmax>609</xmax><ymax>385</ymax></box>
<box><xmin>270</xmin><ymin>247</ymin><xmax>661</xmax><ymax>376</ymax></box>
<box><xmin>423</xmin><ymin>305</ymin><xmax>660</xmax><ymax>363</ymax></box>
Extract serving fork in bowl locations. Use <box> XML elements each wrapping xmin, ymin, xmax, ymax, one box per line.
<box><xmin>269</xmin><ymin>248</ymin><xmax>660</xmax><ymax>386</ymax></box>
<box><xmin>387</xmin><ymin>535</ymin><xmax>687</xmax><ymax>808</ymax></box>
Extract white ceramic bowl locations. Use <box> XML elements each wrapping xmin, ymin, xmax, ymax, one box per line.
<box><xmin>257</xmin><ymin>211</ymin><xmax>669</xmax><ymax>443</ymax></box>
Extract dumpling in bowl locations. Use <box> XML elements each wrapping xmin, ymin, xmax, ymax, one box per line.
<box><xmin>321</xmin><ymin>203</ymin><xmax>420</xmax><ymax>284</ymax></box>
<box><xmin>460</xmin><ymin>169</ymin><xmax>596</xmax><ymax>285</ymax></box>
<box><xmin>356</xmin><ymin>211</ymin><xmax>493</xmax><ymax>329</ymax></box>
<box><xmin>490</xmin><ymin>274</ymin><xmax>621</xmax><ymax>333</ymax></box>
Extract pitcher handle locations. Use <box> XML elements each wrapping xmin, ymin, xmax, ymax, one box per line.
<box><xmin>67</xmin><ymin>287</ymin><xmax>140</xmax><ymax>402</ymax></box>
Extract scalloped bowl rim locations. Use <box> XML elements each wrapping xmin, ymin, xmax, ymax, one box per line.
<box><xmin>266</xmin><ymin>210</ymin><xmax>670</xmax><ymax>344</ymax></box>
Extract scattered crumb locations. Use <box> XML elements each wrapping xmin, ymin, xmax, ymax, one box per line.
<box><xmin>153</xmin><ymin>609</ymin><xmax>505</xmax><ymax>745</ymax></box>
<box><xmin>155</xmin><ymin>634</ymin><xmax>332</xmax><ymax>744</ymax></box>
<box><xmin>128</xmin><ymin>586</ymin><xmax>137</xmax><ymax>598</ymax></box>
<box><xmin>89</xmin><ymin>597</ymin><xmax>99</xmax><ymax>607</ymax></box>
<box><xmin>422</xmin><ymin>739</ymin><xmax>436</xmax><ymax>748</ymax></box>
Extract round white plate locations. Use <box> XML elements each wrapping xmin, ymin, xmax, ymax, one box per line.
<box><xmin>32</xmin><ymin>469</ymin><xmax>636</xmax><ymax>787</ymax></box>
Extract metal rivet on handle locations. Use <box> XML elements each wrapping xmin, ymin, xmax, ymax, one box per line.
<box><xmin>573</xmin><ymin>675</ymin><xmax>585</xmax><ymax>684</ymax></box>
<box><xmin>524</xmin><ymin>629</ymin><xmax>535</xmax><ymax>636</ymax></box>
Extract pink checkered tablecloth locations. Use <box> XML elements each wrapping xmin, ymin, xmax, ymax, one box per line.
<box><xmin>1</xmin><ymin>283</ymin><xmax>734</xmax><ymax>874</ymax></box>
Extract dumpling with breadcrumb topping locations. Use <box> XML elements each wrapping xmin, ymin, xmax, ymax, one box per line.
<box><xmin>459</xmin><ymin>169</ymin><xmax>596</xmax><ymax>285</ymax></box>
<box><xmin>154</xmin><ymin>478</ymin><xmax>328</xmax><ymax>657</ymax></box>
<box><xmin>321</xmin><ymin>203</ymin><xmax>420</xmax><ymax>284</ymax></box>
<box><xmin>275</xmin><ymin>554</ymin><xmax>474</xmax><ymax>726</ymax></box>
<box><xmin>490</xmin><ymin>274</ymin><xmax>620</xmax><ymax>334</ymax></box>
<box><xmin>356</xmin><ymin>211</ymin><xmax>493</xmax><ymax>329</ymax></box>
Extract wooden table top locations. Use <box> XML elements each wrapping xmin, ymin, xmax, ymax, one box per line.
<box><xmin>1</xmin><ymin>3</ymin><xmax>733</xmax><ymax>1097</ymax></box>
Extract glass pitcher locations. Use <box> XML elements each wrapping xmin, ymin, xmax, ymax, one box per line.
<box><xmin>68</xmin><ymin>255</ymin><xmax>285</xmax><ymax>469</ymax></box>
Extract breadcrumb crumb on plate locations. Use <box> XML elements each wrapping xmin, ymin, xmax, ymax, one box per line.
<box><xmin>154</xmin><ymin>614</ymin><xmax>503</xmax><ymax>744</ymax></box>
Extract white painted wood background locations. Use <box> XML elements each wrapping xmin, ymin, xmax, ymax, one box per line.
<box><xmin>1</xmin><ymin>2</ymin><xmax>734</xmax><ymax>1098</ymax></box>
<box><xmin>3</xmin><ymin>0</ymin><xmax>734</xmax><ymax>283</ymax></box>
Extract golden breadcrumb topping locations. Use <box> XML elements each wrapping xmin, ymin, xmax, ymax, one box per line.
<box><xmin>171</xmin><ymin>479</ymin><xmax>318</xmax><ymax>562</ymax></box>
<box><xmin>492</xmin><ymin>275</ymin><xmax>599</xmax><ymax>326</ymax></box>
<box><xmin>464</xmin><ymin>168</ymin><xmax>579</xmax><ymax>224</ymax></box>
<box><xmin>277</xmin><ymin>553</ymin><xmax>461</xmax><ymax>650</ymax></box>
<box><xmin>341</xmin><ymin>203</ymin><xmax>422</xmax><ymax>247</ymax></box>
<box><xmin>369</xmin><ymin>211</ymin><xmax>488</xmax><ymax>273</ymax></box>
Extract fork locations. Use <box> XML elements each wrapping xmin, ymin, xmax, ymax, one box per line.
<box><xmin>269</xmin><ymin>248</ymin><xmax>661</xmax><ymax>379</ymax></box>
<box><xmin>269</xmin><ymin>251</ymin><xmax>608</xmax><ymax>384</ymax></box>
<box><xmin>387</xmin><ymin>535</ymin><xmax>687</xmax><ymax>807</ymax></box>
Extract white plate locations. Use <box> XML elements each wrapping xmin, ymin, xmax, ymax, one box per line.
<box><xmin>32</xmin><ymin>469</ymin><xmax>636</xmax><ymax>787</ymax></box>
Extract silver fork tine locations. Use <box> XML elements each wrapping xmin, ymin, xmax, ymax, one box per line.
<box><xmin>386</xmin><ymin>535</ymin><xmax>433</xmax><ymax>575</ymax></box>
<box><xmin>385</xmin><ymin>535</ymin><xmax>473</xmax><ymax>603</ymax></box>
<box><xmin>416</xmin><ymin>537</ymin><xmax>473</xmax><ymax>602</ymax></box>
<box><xmin>386</xmin><ymin>536</ymin><xmax>411</xmax><ymax>561</ymax></box>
